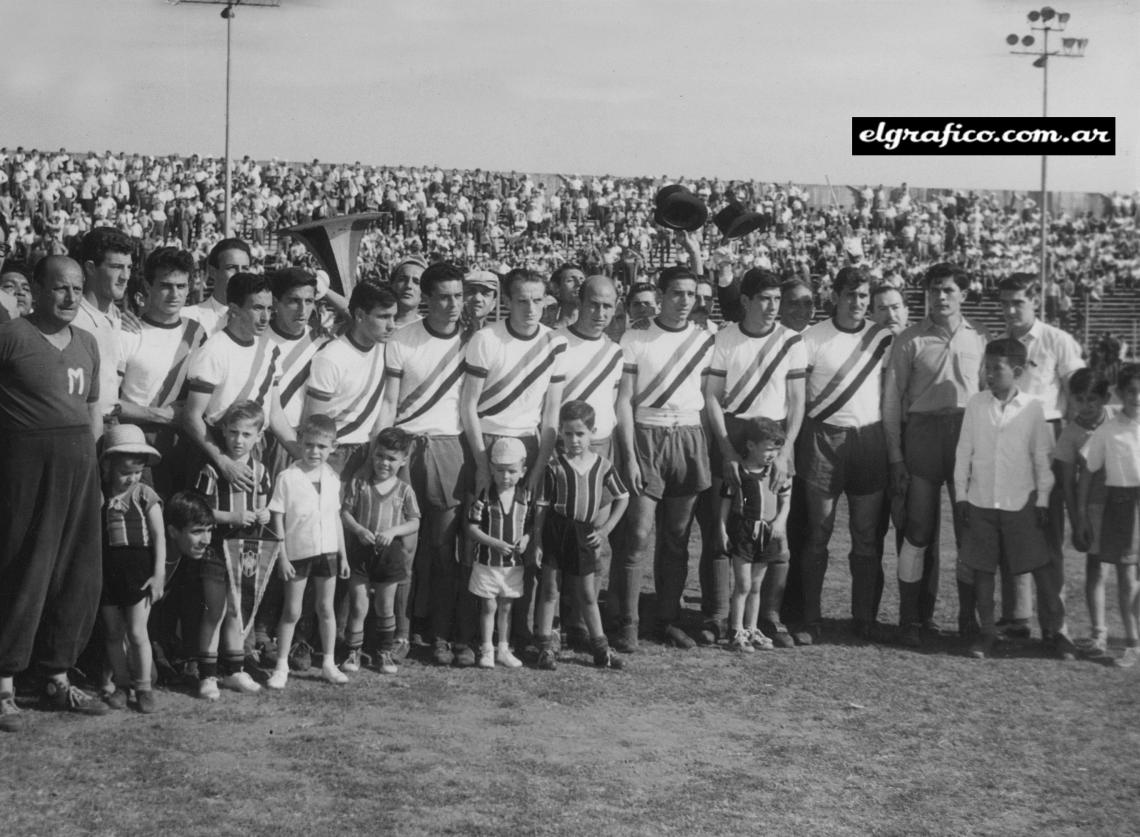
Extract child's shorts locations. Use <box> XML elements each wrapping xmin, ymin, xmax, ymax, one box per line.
<box><xmin>541</xmin><ymin>513</ymin><xmax>602</xmax><ymax>576</ymax></box>
<box><xmin>469</xmin><ymin>563</ymin><xmax>524</xmax><ymax>599</ymax></box>
<box><xmin>1100</xmin><ymin>487</ymin><xmax>1140</xmax><ymax>564</ymax></box>
<box><xmin>290</xmin><ymin>553</ymin><xmax>337</xmax><ymax>579</ymax></box>
<box><xmin>102</xmin><ymin>545</ymin><xmax>154</xmax><ymax>608</ymax></box>
<box><xmin>958</xmin><ymin>499</ymin><xmax>1048</xmax><ymax>575</ymax></box>
<box><xmin>726</xmin><ymin>515</ymin><xmax>789</xmax><ymax>565</ymax></box>
<box><xmin>350</xmin><ymin>538</ymin><xmax>412</xmax><ymax>584</ymax></box>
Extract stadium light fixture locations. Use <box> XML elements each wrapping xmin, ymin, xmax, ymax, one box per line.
<box><xmin>1005</xmin><ymin>8</ymin><xmax>1086</xmax><ymax>302</ymax></box>
<box><xmin>170</xmin><ymin>0</ymin><xmax>281</xmax><ymax>237</ymax></box>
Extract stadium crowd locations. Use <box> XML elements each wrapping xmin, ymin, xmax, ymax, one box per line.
<box><xmin>1</xmin><ymin>148</ymin><xmax>1139</xmax><ymax>735</ymax></box>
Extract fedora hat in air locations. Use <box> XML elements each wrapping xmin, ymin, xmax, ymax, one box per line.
<box><xmin>653</xmin><ymin>185</ymin><xmax>709</xmax><ymax>232</ymax></box>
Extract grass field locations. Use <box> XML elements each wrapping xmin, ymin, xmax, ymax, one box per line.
<box><xmin>5</xmin><ymin>500</ymin><xmax>1140</xmax><ymax>836</ymax></box>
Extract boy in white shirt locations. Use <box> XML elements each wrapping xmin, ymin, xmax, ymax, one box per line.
<box><xmin>953</xmin><ymin>338</ymin><xmax>1073</xmax><ymax>660</ymax></box>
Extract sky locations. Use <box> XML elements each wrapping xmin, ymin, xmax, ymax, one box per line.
<box><xmin>2</xmin><ymin>0</ymin><xmax>1136</xmax><ymax>195</ymax></box>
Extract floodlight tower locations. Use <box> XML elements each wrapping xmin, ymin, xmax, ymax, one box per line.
<box><xmin>172</xmin><ymin>0</ymin><xmax>280</xmax><ymax>237</ymax></box>
<box><xmin>1006</xmin><ymin>7</ymin><xmax>1086</xmax><ymax>302</ymax></box>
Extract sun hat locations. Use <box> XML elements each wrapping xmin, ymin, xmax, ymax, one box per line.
<box><xmin>101</xmin><ymin>423</ymin><xmax>161</xmax><ymax>464</ymax></box>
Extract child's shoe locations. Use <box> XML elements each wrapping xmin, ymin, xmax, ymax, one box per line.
<box><xmin>220</xmin><ymin>671</ymin><xmax>261</xmax><ymax>694</ymax></box>
<box><xmin>495</xmin><ymin>644</ymin><xmax>523</xmax><ymax>668</ymax></box>
<box><xmin>728</xmin><ymin>629</ymin><xmax>754</xmax><ymax>653</ymax></box>
<box><xmin>453</xmin><ymin>644</ymin><xmax>476</xmax><ymax>668</ymax></box>
<box><xmin>432</xmin><ymin>640</ymin><xmax>455</xmax><ymax>666</ymax></box>
<box><xmin>477</xmin><ymin>645</ymin><xmax>495</xmax><ymax>669</ymax></box>
<box><xmin>0</xmin><ymin>691</ymin><xmax>23</xmax><ymax>733</ymax></box>
<box><xmin>391</xmin><ymin>637</ymin><xmax>411</xmax><ymax>661</ymax></box>
<box><xmin>341</xmin><ymin>649</ymin><xmax>362</xmax><ymax>673</ymax></box>
<box><xmin>102</xmin><ymin>688</ymin><xmax>129</xmax><ymax>710</ymax></box>
<box><xmin>135</xmin><ymin>689</ymin><xmax>159</xmax><ymax>714</ymax></box>
<box><xmin>43</xmin><ymin>679</ymin><xmax>110</xmax><ymax>715</ymax></box>
<box><xmin>593</xmin><ymin>648</ymin><xmax>624</xmax><ymax>670</ymax></box>
<box><xmin>377</xmin><ymin>651</ymin><xmax>398</xmax><ymax>675</ymax></box>
<box><xmin>536</xmin><ymin>649</ymin><xmax>558</xmax><ymax>670</ymax></box>
<box><xmin>198</xmin><ymin>676</ymin><xmax>221</xmax><ymax>701</ymax></box>
<box><xmin>968</xmin><ymin>633</ymin><xmax>996</xmax><ymax>659</ymax></box>
<box><xmin>287</xmin><ymin>641</ymin><xmax>313</xmax><ymax>672</ymax></box>
<box><xmin>321</xmin><ymin>664</ymin><xmax>349</xmax><ymax>685</ymax></box>
<box><xmin>748</xmin><ymin>629</ymin><xmax>775</xmax><ymax>650</ymax></box>
<box><xmin>1082</xmin><ymin>633</ymin><xmax>1109</xmax><ymax>658</ymax></box>
<box><xmin>266</xmin><ymin>668</ymin><xmax>289</xmax><ymax>690</ymax></box>
<box><xmin>1115</xmin><ymin>646</ymin><xmax>1140</xmax><ymax>669</ymax></box>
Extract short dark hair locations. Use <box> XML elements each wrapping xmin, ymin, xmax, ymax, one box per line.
<box><xmin>924</xmin><ymin>262</ymin><xmax>970</xmax><ymax>292</ymax></box>
<box><xmin>559</xmin><ymin>399</ymin><xmax>596</xmax><ymax>430</ymax></box>
<box><xmin>299</xmin><ymin>413</ymin><xmax>337</xmax><ymax>441</ymax></box>
<box><xmin>656</xmin><ymin>265</ymin><xmax>697</xmax><ymax>293</ymax></box>
<box><xmin>739</xmin><ymin>416</ymin><xmax>786</xmax><ymax>451</ymax></box>
<box><xmin>739</xmin><ymin>268</ymin><xmax>783</xmax><ymax>298</ymax></box>
<box><xmin>1117</xmin><ymin>363</ymin><xmax>1140</xmax><ymax>392</ymax></box>
<box><xmin>207</xmin><ymin>237</ymin><xmax>251</xmax><ymax>268</ymax></box>
<box><xmin>984</xmin><ymin>337</ymin><xmax>1028</xmax><ymax>368</ymax></box>
<box><xmin>227</xmin><ymin>272</ymin><xmax>272</xmax><ymax>307</ymax></box>
<box><xmin>551</xmin><ymin>263</ymin><xmax>583</xmax><ymax>286</ymax></box>
<box><xmin>628</xmin><ymin>282</ymin><xmax>659</xmax><ymax>299</ymax></box>
<box><xmin>0</xmin><ymin>261</ymin><xmax>32</xmax><ymax>282</ymax></box>
<box><xmin>79</xmin><ymin>227</ymin><xmax>133</xmax><ymax>267</ymax></box>
<box><xmin>420</xmin><ymin>262</ymin><xmax>465</xmax><ymax>297</ymax></box>
<box><xmin>503</xmin><ymin>268</ymin><xmax>544</xmax><ymax>300</ymax></box>
<box><xmin>373</xmin><ymin>426</ymin><xmax>413</xmax><ymax>455</ymax></box>
<box><xmin>166</xmin><ymin>490</ymin><xmax>215</xmax><ymax>530</ymax></box>
<box><xmin>268</xmin><ymin>267</ymin><xmax>317</xmax><ymax>300</ymax></box>
<box><xmin>144</xmin><ymin>247</ymin><xmax>195</xmax><ymax>284</ymax></box>
<box><xmin>997</xmin><ymin>273</ymin><xmax>1039</xmax><ymax>298</ymax></box>
<box><xmin>833</xmin><ymin>266</ymin><xmax>871</xmax><ymax>296</ymax></box>
<box><xmin>348</xmin><ymin>280</ymin><xmax>398</xmax><ymax>316</ymax></box>
<box><xmin>1068</xmin><ymin>367</ymin><xmax>1110</xmax><ymax>399</ymax></box>
<box><xmin>219</xmin><ymin>399</ymin><xmax>266</xmax><ymax>431</ymax></box>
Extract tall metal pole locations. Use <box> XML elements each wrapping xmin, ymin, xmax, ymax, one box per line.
<box><xmin>1039</xmin><ymin>26</ymin><xmax>1048</xmax><ymax>303</ymax></box>
<box><xmin>224</xmin><ymin>4</ymin><xmax>233</xmax><ymax>238</ymax></box>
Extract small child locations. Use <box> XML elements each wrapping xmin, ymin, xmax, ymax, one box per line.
<box><xmin>341</xmin><ymin>428</ymin><xmax>421</xmax><ymax>675</ymax></box>
<box><xmin>465</xmin><ymin>437</ymin><xmax>533</xmax><ymax>669</ymax></box>
<box><xmin>1054</xmin><ymin>368</ymin><xmax>1113</xmax><ymax>656</ymax></box>
<box><xmin>192</xmin><ymin>400</ymin><xmax>272</xmax><ymax>699</ymax></box>
<box><xmin>532</xmin><ymin>401</ymin><xmax>629</xmax><ymax>670</ymax></box>
<box><xmin>98</xmin><ymin>425</ymin><xmax>167</xmax><ymax>713</ymax></box>
<box><xmin>953</xmin><ymin>338</ymin><xmax>1072</xmax><ymax>660</ymax></box>
<box><xmin>717</xmin><ymin>417</ymin><xmax>791</xmax><ymax>652</ymax></box>
<box><xmin>267</xmin><ymin>414</ymin><xmax>350</xmax><ymax>689</ymax></box>
<box><xmin>1079</xmin><ymin>362</ymin><xmax>1140</xmax><ymax>668</ymax></box>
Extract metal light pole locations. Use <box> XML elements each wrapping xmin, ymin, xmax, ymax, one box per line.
<box><xmin>1006</xmin><ymin>7</ymin><xmax>1086</xmax><ymax>305</ymax></box>
<box><xmin>172</xmin><ymin>0</ymin><xmax>280</xmax><ymax>237</ymax></box>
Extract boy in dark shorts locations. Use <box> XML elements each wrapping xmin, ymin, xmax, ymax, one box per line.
<box><xmin>267</xmin><ymin>415</ymin><xmax>350</xmax><ymax>689</ymax></box>
<box><xmin>340</xmin><ymin>428</ymin><xmax>421</xmax><ymax>676</ymax></box>
<box><xmin>532</xmin><ymin>401</ymin><xmax>629</xmax><ymax>670</ymax></box>
<box><xmin>718</xmin><ymin>417</ymin><xmax>792</xmax><ymax>652</ymax></box>
<box><xmin>97</xmin><ymin>425</ymin><xmax>166</xmax><ymax>713</ymax></box>
<box><xmin>953</xmin><ymin>339</ymin><xmax>1070</xmax><ymax>660</ymax></box>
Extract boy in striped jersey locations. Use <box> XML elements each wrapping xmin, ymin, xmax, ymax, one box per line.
<box><xmin>461</xmin><ymin>268</ymin><xmax>567</xmax><ymax>645</ymax></box>
<box><xmin>616</xmin><ymin>266</ymin><xmax>716</xmax><ymax>651</ymax></box>
<box><xmin>532</xmin><ymin>401</ymin><xmax>629</xmax><ymax>670</ymax></box>
<box><xmin>379</xmin><ymin>263</ymin><xmax>472</xmax><ymax>665</ymax></box>
<box><xmin>798</xmin><ymin>267</ymin><xmax>893</xmax><ymax>642</ymax></box>
<box><xmin>704</xmin><ymin>268</ymin><xmax>805</xmax><ymax>648</ymax></box>
<box><xmin>117</xmin><ymin>247</ymin><xmax>205</xmax><ymax>497</ymax></box>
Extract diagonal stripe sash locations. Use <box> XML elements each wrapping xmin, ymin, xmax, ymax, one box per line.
<box><xmin>571</xmin><ymin>350</ymin><xmax>624</xmax><ymax>405</ymax></box>
<box><xmin>631</xmin><ymin>328</ymin><xmax>708</xmax><ymax>408</ymax></box>
<box><xmin>396</xmin><ymin>339</ymin><xmax>466</xmax><ymax>416</ymax></box>
<box><xmin>806</xmin><ymin>325</ymin><xmax>885</xmax><ymax>413</ymax></box>
<box><xmin>480</xmin><ymin>336</ymin><xmax>553</xmax><ymax>402</ymax></box>
<box><xmin>647</xmin><ymin>334</ymin><xmax>714</xmax><ymax>409</ymax></box>
<box><xmin>810</xmin><ymin>335</ymin><xmax>891</xmax><ymax>423</ymax></box>
<box><xmin>150</xmin><ymin>320</ymin><xmax>203</xmax><ymax>407</ymax></box>
<box><xmin>731</xmin><ymin>336</ymin><xmax>800</xmax><ymax>416</ymax></box>
<box><xmin>564</xmin><ymin>342</ymin><xmax>618</xmax><ymax>397</ymax></box>
<box><xmin>722</xmin><ymin>328</ymin><xmax>784</xmax><ymax>407</ymax></box>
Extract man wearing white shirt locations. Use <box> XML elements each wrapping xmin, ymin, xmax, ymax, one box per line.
<box><xmin>72</xmin><ymin>228</ymin><xmax>133</xmax><ymax>424</ymax></box>
<box><xmin>182</xmin><ymin>238</ymin><xmax>252</xmax><ymax>335</ymax></box>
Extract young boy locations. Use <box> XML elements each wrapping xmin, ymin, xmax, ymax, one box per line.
<box><xmin>953</xmin><ymin>338</ymin><xmax>1073</xmax><ymax>660</ymax></box>
<box><xmin>341</xmin><ymin>428</ymin><xmax>421</xmax><ymax>675</ymax></box>
<box><xmin>192</xmin><ymin>400</ymin><xmax>272</xmax><ymax>699</ymax></box>
<box><xmin>532</xmin><ymin>401</ymin><xmax>629</xmax><ymax>671</ymax></box>
<box><xmin>1054</xmin><ymin>368</ymin><xmax>1113</xmax><ymax>656</ymax></box>
<box><xmin>465</xmin><ymin>437</ymin><xmax>533</xmax><ymax>669</ymax></box>
<box><xmin>1079</xmin><ymin>363</ymin><xmax>1140</xmax><ymax>668</ymax></box>
<box><xmin>717</xmin><ymin>417</ymin><xmax>791</xmax><ymax>652</ymax></box>
<box><xmin>267</xmin><ymin>415</ymin><xmax>350</xmax><ymax>689</ymax></box>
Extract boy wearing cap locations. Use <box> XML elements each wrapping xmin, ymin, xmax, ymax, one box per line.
<box><xmin>464</xmin><ymin>437</ymin><xmax>534</xmax><ymax>669</ymax></box>
<box><xmin>97</xmin><ymin>425</ymin><xmax>166</xmax><ymax>713</ymax></box>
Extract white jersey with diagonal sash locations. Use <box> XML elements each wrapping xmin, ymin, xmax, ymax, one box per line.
<box><xmin>802</xmin><ymin>318</ymin><xmax>892</xmax><ymax>428</ymax></box>
<box><xmin>620</xmin><ymin>319</ymin><xmax>715</xmax><ymax>427</ymax></box>
<box><xmin>557</xmin><ymin>326</ymin><xmax>624</xmax><ymax>439</ymax></box>
<box><xmin>708</xmin><ymin>322</ymin><xmax>806</xmax><ymax>420</ymax></box>
<box><xmin>306</xmin><ymin>333</ymin><xmax>386</xmax><ymax>445</ymax></box>
<box><xmin>268</xmin><ymin>323</ymin><xmax>329</xmax><ymax>429</ymax></box>
<box><xmin>385</xmin><ymin>320</ymin><xmax>469</xmax><ymax>436</ymax></box>
<box><xmin>464</xmin><ymin>320</ymin><xmax>567</xmax><ymax>437</ymax></box>
<box><xmin>118</xmin><ymin>315</ymin><xmax>206</xmax><ymax>410</ymax></box>
<box><xmin>186</xmin><ymin>329</ymin><xmax>281</xmax><ymax>427</ymax></box>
